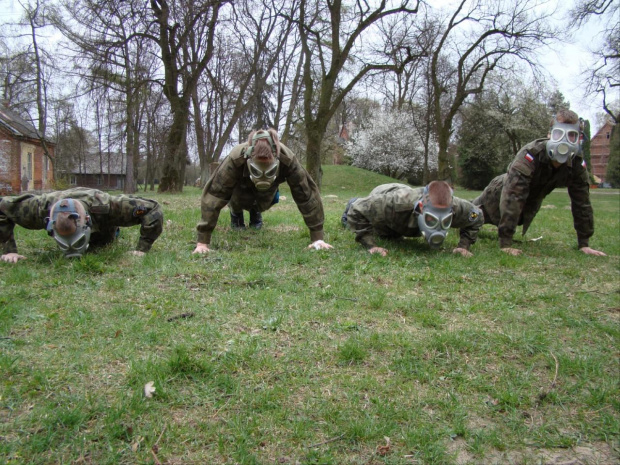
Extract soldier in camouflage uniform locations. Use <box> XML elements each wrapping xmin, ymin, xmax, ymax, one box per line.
<box><xmin>193</xmin><ymin>129</ymin><xmax>332</xmax><ymax>253</ymax></box>
<box><xmin>472</xmin><ymin>109</ymin><xmax>606</xmax><ymax>256</ymax></box>
<box><xmin>342</xmin><ymin>181</ymin><xmax>484</xmax><ymax>257</ymax></box>
<box><xmin>0</xmin><ymin>187</ymin><xmax>163</xmax><ymax>263</ymax></box>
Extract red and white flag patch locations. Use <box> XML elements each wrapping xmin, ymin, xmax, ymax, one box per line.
<box><xmin>525</xmin><ymin>153</ymin><xmax>534</xmax><ymax>163</ymax></box>
<box><xmin>582</xmin><ymin>159</ymin><xmax>587</xmax><ymax>169</ymax></box>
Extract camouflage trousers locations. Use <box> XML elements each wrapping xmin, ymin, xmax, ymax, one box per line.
<box><xmin>472</xmin><ymin>174</ymin><xmax>505</xmax><ymax>226</ymax></box>
<box><xmin>341</xmin><ymin>197</ymin><xmax>358</xmax><ymax>227</ymax></box>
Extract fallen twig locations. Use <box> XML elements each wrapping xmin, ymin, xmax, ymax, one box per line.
<box><xmin>150</xmin><ymin>449</ymin><xmax>161</xmax><ymax>465</ymax></box>
<box><xmin>307</xmin><ymin>434</ymin><xmax>346</xmax><ymax>448</ymax></box>
<box><xmin>166</xmin><ymin>312</ymin><xmax>195</xmax><ymax>322</ymax></box>
<box><xmin>550</xmin><ymin>352</ymin><xmax>559</xmax><ymax>389</ymax></box>
<box><xmin>538</xmin><ymin>352</ymin><xmax>559</xmax><ymax>403</ymax></box>
<box><xmin>149</xmin><ymin>426</ymin><xmax>166</xmax><ymax>465</ymax></box>
<box><xmin>154</xmin><ymin>425</ymin><xmax>166</xmax><ymax>447</ymax></box>
<box><xmin>576</xmin><ymin>289</ymin><xmax>615</xmax><ymax>295</ymax></box>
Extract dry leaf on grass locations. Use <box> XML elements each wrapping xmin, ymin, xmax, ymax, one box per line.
<box><xmin>376</xmin><ymin>436</ymin><xmax>391</xmax><ymax>456</ymax></box>
<box><xmin>131</xmin><ymin>436</ymin><xmax>143</xmax><ymax>452</ymax></box>
<box><xmin>144</xmin><ymin>381</ymin><xmax>156</xmax><ymax>398</ymax></box>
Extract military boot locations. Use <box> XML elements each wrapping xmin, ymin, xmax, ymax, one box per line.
<box><xmin>230</xmin><ymin>211</ymin><xmax>246</xmax><ymax>230</ymax></box>
<box><xmin>249</xmin><ymin>209</ymin><xmax>263</xmax><ymax>230</ymax></box>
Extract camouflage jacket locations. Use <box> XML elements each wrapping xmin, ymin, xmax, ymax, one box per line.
<box><xmin>473</xmin><ymin>138</ymin><xmax>593</xmax><ymax>248</ymax></box>
<box><xmin>346</xmin><ymin>183</ymin><xmax>484</xmax><ymax>250</ymax></box>
<box><xmin>0</xmin><ymin>188</ymin><xmax>163</xmax><ymax>254</ymax></box>
<box><xmin>196</xmin><ymin>142</ymin><xmax>325</xmax><ymax>245</ymax></box>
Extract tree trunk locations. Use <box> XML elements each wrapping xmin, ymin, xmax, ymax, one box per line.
<box><xmin>125</xmin><ymin>125</ymin><xmax>135</xmax><ymax>193</ymax></box>
<box><xmin>305</xmin><ymin>124</ymin><xmax>324</xmax><ymax>187</ymax></box>
<box><xmin>192</xmin><ymin>85</ymin><xmax>208</xmax><ymax>186</ymax></box>
<box><xmin>437</xmin><ymin>129</ymin><xmax>452</xmax><ymax>182</ymax></box>
<box><xmin>158</xmin><ymin>106</ymin><xmax>188</xmax><ymax>193</ymax></box>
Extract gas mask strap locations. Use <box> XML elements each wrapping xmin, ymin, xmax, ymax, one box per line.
<box><xmin>244</xmin><ymin>131</ymin><xmax>277</xmax><ymax>159</ymax></box>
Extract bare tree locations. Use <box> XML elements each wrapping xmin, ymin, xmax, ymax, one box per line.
<box><xmin>54</xmin><ymin>0</ymin><xmax>158</xmax><ymax>193</ymax></box>
<box><xmin>192</xmin><ymin>0</ymin><xmax>296</xmax><ymax>185</ymax></box>
<box><xmin>4</xmin><ymin>0</ymin><xmax>57</xmax><ymax>170</ymax></box>
<box><xmin>378</xmin><ymin>13</ymin><xmax>440</xmax><ymax>183</ymax></box>
<box><xmin>271</xmin><ymin>27</ymin><xmax>304</xmax><ymax>143</ymax></box>
<box><xmin>0</xmin><ymin>46</ymin><xmax>41</xmax><ymax>120</ymax></box>
<box><xmin>150</xmin><ymin>0</ymin><xmax>224</xmax><ymax>193</ymax></box>
<box><xmin>429</xmin><ymin>0</ymin><xmax>557</xmax><ymax>181</ymax></box>
<box><xmin>295</xmin><ymin>0</ymin><xmax>421</xmax><ymax>187</ymax></box>
<box><xmin>570</xmin><ymin>0</ymin><xmax>619</xmax><ymax>123</ymax></box>
<box><xmin>19</xmin><ymin>0</ymin><xmax>49</xmax><ymax>138</ymax></box>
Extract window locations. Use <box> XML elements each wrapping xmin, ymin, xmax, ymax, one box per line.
<box><xmin>70</xmin><ymin>175</ymin><xmax>77</xmax><ymax>185</ymax></box>
<box><xmin>27</xmin><ymin>152</ymin><xmax>33</xmax><ymax>179</ymax></box>
<box><xmin>97</xmin><ymin>175</ymin><xmax>102</xmax><ymax>186</ymax></box>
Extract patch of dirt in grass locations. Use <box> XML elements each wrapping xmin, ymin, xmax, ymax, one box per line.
<box><xmin>447</xmin><ymin>437</ymin><xmax>475</xmax><ymax>464</ymax></box>
<box><xmin>271</xmin><ymin>225</ymin><xmax>301</xmax><ymax>233</ymax></box>
<box><xmin>467</xmin><ymin>412</ymin><xmax>498</xmax><ymax>431</ymax></box>
<box><xmin>484</xmin><ymin>441</ymin><xmax>618</xmax><ymax>465</ymax></box>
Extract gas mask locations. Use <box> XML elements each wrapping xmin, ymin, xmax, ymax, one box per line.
<box><xmin>247</xmin><ymin>157</ymin><xmax>280</xmax><ymax>192</ymax></box>
<box><xmin>416</xmin><ymin>186</ymin><xmax>453</xmax><ymax>249</ymax></box>
<box><xmin>546</xmin><ymin>119</ymin><xmax>581</xmax><ymax>164</ymax></box>
<box><xmin>46</xmin><ymin>198</ymin><xmax>92</xmax><ymax>258</ymax></box>
<box><xmin>245</xmin><ymin>130</ymin><xmax>280</xmax><ymax>191</ymax></box>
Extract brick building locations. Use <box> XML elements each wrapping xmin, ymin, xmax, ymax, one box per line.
<box><xmin>0</xmin><ymin>103</ymin><xmax>55</xmax><ymax>195</ymax></box>
<box><xmin>68</xmin><ymin>151</ymin><xmax>127</xmax><ymax>190</ymax></box>
<box><xmin>590</xmin><ymin>121</ymin><xmax>615</xmax><ymax>183</ymax></box>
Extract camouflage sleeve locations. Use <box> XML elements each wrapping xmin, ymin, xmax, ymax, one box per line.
<box><xmin>450</xmin><ymin>197</ymin><xmax>484</xmax><ymax>250</ymax></box>
<box><xmin>498</xmin><ymin>154</ymin><xmax>535</xmax><ymax>248</ymax></box>
<box><xmin>568</xmin><ymin>158</ymin><xmax>594</xmax><ymax>249</ymax></box>
<box><xmin>135</xmin><ymin>201</ymin><xmax>163</xmax><ymax>252</ymax></box>
<box><xmin>285</xmin><ymin>157</ymin><xmax>325</xmax><ymax>242</ymax></box>
<box><xmin>0</xmin><ymin>204</ymin><xmax>18</xmax><ymax>254</ymax></box>
<box><xmin>0</xmin><ymin>195</ymin><xmax>43</xmax><ymax>254</ymax></box>
<box><xmin>196</xmin><ymin>153</ymin><xmax>243</xmax><ymax>245</ymax></box>
<box><xmin>107</xmin><ymin>195</ymin><xmax>164</xmax><ymax>252</ymax></box>
<box><xmin>345</xmin><ymin>198</ymin><xmax>378</xmax><ymax>249</ymax></box>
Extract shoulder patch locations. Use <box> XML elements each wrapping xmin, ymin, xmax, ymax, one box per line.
<box><xmin>469</xmin><ymin>209</ymin><xmax>480</xmax><ymax>222</ymax></box>
<box><xmin>133</xmin><ymin>205</ymin><xmax>148</xmax><ymax>217</ymax></box>
<box><xmin>581</xmin><ymin>159</ymin><xmax>587</xmax><ymax>169</ymax></box>
<box><xmin>525</xmin><ymin>152</ymin><xmax>534</xmax><ymax>163</ymax></box>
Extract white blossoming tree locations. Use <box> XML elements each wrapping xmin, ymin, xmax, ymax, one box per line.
<box><xmin>347</xmin><ymin>108</ymin><xmax>437</xmax><ymax>182</ymax></box>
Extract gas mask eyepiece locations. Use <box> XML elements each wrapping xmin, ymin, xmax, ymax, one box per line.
<box><xmin>46</xmin><ymin>198</ymin><xmax>91</xmax><ymax>258</ymax></box>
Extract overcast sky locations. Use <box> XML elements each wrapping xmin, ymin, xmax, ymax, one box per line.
<box><xmin>0</xmin><ymin>0</ymin><xmax>613</xmax><ymax>133</ymax></box>
<box><xmin>542</xmin><ymin>6</ymin><xmax>613</xmax><ymax>134</ymax></box>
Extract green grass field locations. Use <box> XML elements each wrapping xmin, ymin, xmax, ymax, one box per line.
<box><xmin>1</xmin><ymin>165</ymin><xmax>618</xmax><ymax>464</ymax></box>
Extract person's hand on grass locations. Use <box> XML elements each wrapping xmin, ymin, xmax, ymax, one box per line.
<box><xmin>193</xmin><ymin>243</ymin><xmax>211</xmax><ymax>254</ymax></box>
<box><xmin>580</xmin><ymin>247</ymin><xmax>606</xmax><ymax>256</ymax></box>
<box><xmin>368</xmin><ymin>247</ymin><xmax>388</xmax><ymax>256</ymax></box>
<box><xmin>308</xmin><ymin>240</ymin><xmax>333</xmax><ymax>250</ymax></box>
<box><xmin>452</xmin><ymin>247</ymin><xmax>473</xmax><ymax>257</ymax></box>
<box><xmin>1</xmin><ymin>253</ymin><xmax>26</xmax><ymax>263</ymax></box>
